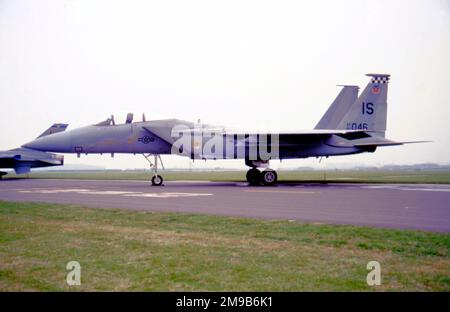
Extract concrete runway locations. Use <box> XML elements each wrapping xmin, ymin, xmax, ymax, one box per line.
<box><xmin>0</xmin><ymin>179</ymin><xmax>449</xmax><ymax>232</ymax></box>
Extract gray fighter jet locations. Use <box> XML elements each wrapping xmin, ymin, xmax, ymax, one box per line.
<box><xmin>0</xmin><ymin>124</ymin><xmax>66</xmax><ymax>178</ymax></box>
<box><xmin>16</xmin><ymin>74</ymin><xmax>426</xmax><ymax>185</ymax></box>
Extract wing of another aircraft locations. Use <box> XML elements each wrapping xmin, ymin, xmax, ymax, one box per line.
<box><xmin>0</xmin><ymin>148</ymin><xmax>64</xmax><ymax>176</ymax></box>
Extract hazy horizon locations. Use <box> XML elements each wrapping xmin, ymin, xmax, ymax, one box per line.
<box><xmin>1</xmin><ymin>0</ymin><xmax>449</xmax><ymax>170</ymax></box>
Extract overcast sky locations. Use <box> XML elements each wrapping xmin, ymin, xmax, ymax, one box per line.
<box><xmin>0</xmin><ymin>0</ymin><xmax>449</xmax><ymax>170</ymax></box>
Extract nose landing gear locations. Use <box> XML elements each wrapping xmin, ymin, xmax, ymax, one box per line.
<box><xmin>143</xmin><ymin>154</ymin><xmax>164</xmax><ymax>186</ymax></box>
<box><xmin>151</xmin><ymin>174</ymin><xmax>163</xmax><ymax>186</ymax></box>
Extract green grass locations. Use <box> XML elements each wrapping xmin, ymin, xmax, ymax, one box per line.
<box><xmin>0</xmin><ymin>201</ymin><xmax>449</xmax><ymax>291</ymax></box>
<box><xmin>5</xmin><ymin>169</ymin><xmax>450</xmax><ymax>184</ymax></box>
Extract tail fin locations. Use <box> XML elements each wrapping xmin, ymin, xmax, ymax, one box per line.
<box><xmin>336</xmin><ymin>74</ymin><xmax>390</xmax><ymax>137</ymax></box>
<box><xmin>37</xmin><ymin>124</ymin><xmax>68</xmax><ymax>138</ymax></box>
<box><xmin>315</xmin><ymin>85</ymin><xmax>359</xmax><ymax>129</ymax></box>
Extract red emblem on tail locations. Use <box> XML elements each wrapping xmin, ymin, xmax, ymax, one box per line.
<box><xmin>372</xmin><ymin>86</ymin><xmax>381</xmax><ymax>94</ymax></box>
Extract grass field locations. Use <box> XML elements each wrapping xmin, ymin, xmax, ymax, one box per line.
<box><xmin>4</xmin><ymin>169</ymin><xmax>450</xmax><ymax>184</ymax></box>
<box><xmin>0</xmin><ymin>201</ymin><xmax>449</xmax><ymax>291</ymax></box>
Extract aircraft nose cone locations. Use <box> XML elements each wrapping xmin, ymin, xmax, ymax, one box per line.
<box><xmin>23</xmin><ymin>132</ymin><xmax>71</xmax><ymax>152</ymax></box>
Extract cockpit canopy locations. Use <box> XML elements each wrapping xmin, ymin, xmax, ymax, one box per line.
<box><xmin>95</xmin><ymin>116</ymin><xmax>115</xmax><ymax>126</ymax></box>
<box><xmin>95</xmin><ymin>113</ymin><xmax>146</xmax><ymax>126</ymax></box>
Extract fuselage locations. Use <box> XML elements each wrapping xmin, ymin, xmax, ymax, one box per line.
<box><xmin>22</xmin><ymin>118</ymin><xmax>367</xmax><ymax>160</ymax></box>
<box><xmin>4</xmin><ymin>74</ymin><xmax>412</xmax><ymax>185</ymax></box>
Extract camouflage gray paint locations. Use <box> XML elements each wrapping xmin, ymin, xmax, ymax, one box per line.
<box><xmin>22</xmin><ymin>74</ymin><xmax>395</xmax><ymax>160</ymax></box>
<box><xmin>2</xmin><ymin>74</ymin><xmax>427</xmax><ymax>184</ymax></box>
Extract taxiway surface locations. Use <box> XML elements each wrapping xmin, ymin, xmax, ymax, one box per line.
<box><xmin>0</xmin><ymin>179</ymin><xmax>449</xmax><ymax>232</ymax></box>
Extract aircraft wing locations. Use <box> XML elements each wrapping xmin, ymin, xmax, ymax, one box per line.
<box><xmin>216</xmin><ymin>129</ymin><xmax>375</xmax><ymax>147</ymax></box>
<box><xmin>145</xmin><ymin>125</ymin><xmax>430</xmax><ymax>150</ymax></box>
<box><xmin>0</xmin><ymin>148</ymin><xmax>63</xmax><ymax>163</ymax></box>
<box><xmin>192</xmin><ymin>129</ymin><xmax>430</xmax><ymax>149</ymax></box>
<box><xmin>181</xmin><ymin>128</ymin><xmax>370</xmax><ymax>135</ymax></box>
<box><xmin>0</xmin><ymin>148</ymin><xmax>64</xmax><ymax>175</ymax></box>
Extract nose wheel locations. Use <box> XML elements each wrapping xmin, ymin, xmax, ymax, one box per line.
<box><xmin>151</xmin><ymin>174</ymin><xmax>163</xmax><ymax>186</ymax></box>
<box><xmin>246</xmin><ymin>168</ymin><xmax>278</xmax><ymax>186</ymax></box>
<box><xmin>143</xmin><ymin>154</ymin><xmax>165</xmax><ymax>186</ymax></box>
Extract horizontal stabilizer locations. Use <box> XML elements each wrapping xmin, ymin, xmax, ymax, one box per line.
<box><xmin>354</xmin><ymin>140</ymin><xmax>432</xmax><ymax>147</ymax></box>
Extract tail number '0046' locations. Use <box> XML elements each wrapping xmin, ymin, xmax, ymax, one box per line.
<box><xmin>347</xmin><ymin>122</ymin><xmax>368</xmax><ymax>130</ymax></box>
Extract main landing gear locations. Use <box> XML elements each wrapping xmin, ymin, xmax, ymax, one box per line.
<box><xmin>246</xmin><ymin>168</ymin><xmax>278</xmax><ymax>186</ymax></box>
<box><xmin>143</xmin><ymin>154</ymin><xmax>164</xmax><ymax>186</ymax></box>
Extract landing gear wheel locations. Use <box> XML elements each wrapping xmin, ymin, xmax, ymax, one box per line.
<box><xmin>151</xmin><ymin>175</ymin><xmax>163</xmax><ymax>186</ymax></box>
<box><xmin>144</xmin><ymin>154</ymin><xmax>165</xmax><ymax>186</ymax></box>
<box><xmin>261</xmin><ymin>169</ymin><xmax>277</xmax><ymax>186</ymax></box>
<box><xmin>246</xmin><ymin>168</ymin><xmax>261</xmax><ymax>186</ymax></box>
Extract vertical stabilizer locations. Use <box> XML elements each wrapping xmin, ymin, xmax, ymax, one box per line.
<box><xmin>336</xmin><ymin>74</ymin><xmax>390</xmax><ymax>137</ymax></box>
<box><xmin>315</xmin><ymin>85</ymin><xmax>359</xmax><ymax>129</ymax></box>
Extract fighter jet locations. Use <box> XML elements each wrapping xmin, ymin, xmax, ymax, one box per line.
<box><xmin>18</xmin><ymin>74</ymin><xmax>426</xmax><ymax>185</ymax></box>
<box><xmin>0</xmin><ymin>124</ymin><xmax>66</xmax><ymax>178</ymax></box>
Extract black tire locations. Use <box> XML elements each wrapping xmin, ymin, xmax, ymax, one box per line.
<box><xmin>261</xmin><ymin>169</ymin><xmax>277</xmax><ymax>186</ymax></box>
<box><xmin>151</xmin><ymin>175</ymin><xmax>163</xmax><ymax>186</ymax></box>
<box><xmin>246</xmin><ymin>168</ymin><xmax>261</xmax><ymax>186</ymax></box>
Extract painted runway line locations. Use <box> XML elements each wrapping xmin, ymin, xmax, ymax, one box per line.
<box><xmin>361</xmin><ymin>185</ymin><xmax>450</xmax><ymax>192</ymax></box>
<box><xmin>244</xmin><ymin>189</ymin><xmax>317</xmax><ymax>194</ymax></box>
<box><xmin>18</xmin><ymin>188</ymin><xmax>213</xmax><ymax>198</ymax></box>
